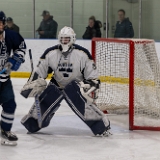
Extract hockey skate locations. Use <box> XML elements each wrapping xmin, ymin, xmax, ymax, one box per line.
<box><xmin>1</xmin><ymin>129</ymin><xmax>18</xmax><ymax>146</ymax></box>
<box><xmin>96</xmin><ymin>125</ymin><xmax>112</xmax><ymax>137</ymax></box>
<box><xmin>101</xmin><ymin>129</ymin><xmax>112</xmax><ymax>137</ymax></box>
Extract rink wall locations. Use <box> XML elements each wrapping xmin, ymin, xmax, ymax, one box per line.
<box><xmin>11</xmin><ymin>39</ymin><xmax>160</xmax><ymax>78</ymax></box>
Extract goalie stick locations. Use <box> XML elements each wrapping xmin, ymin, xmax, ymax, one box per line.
<box><xmin>28</xmin><ymin>49</ymin><xmax>42</xmax><ymax>128</ymax></box>
<box><xmin>29</xmin><ymin>49</ymin><xmax>34</xmax><ymax>72</ymax></box>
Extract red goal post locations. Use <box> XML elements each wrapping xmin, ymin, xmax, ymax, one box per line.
<box><xmin>92</xmin><ymin>38</ymin><xmax>160</xmax><ymax>131</ymax></box>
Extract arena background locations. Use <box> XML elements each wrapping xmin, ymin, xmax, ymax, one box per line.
<box><xmin>1</xmin><ymin>0</ymin><xmax>159</xmax><ymax>39</ymax></box>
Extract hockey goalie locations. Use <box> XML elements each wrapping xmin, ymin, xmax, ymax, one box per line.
<box><xmin>21</xmin><ymin>26</ymin><xmax>110</xmax><ymax>136</ymax></box>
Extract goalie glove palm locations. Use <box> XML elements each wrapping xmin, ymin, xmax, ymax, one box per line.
<box><xmin>79</xmin><ymin>79</ymin><xmax>100</xmax><ymax>103</ymax></box>
<box><xmin>21</xmin><ymin>78</ymin><xmax>47</xmax><ymax>98</ymax></box>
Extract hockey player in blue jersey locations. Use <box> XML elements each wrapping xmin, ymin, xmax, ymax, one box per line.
<box><xmin>0</xmin><ymin>11</ymin><xmax>26</xmax><ymax>146</ymax></box>
<box><xmin>21</xmin><ymin>26</ymin><xmax>110</xmax><ymax>136</ymax></box>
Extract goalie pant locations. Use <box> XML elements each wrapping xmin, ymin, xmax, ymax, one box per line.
<box><xmin>21</xmin><ymin>80</ymin><xmax>110</xmax><ymax>135</ymax></box>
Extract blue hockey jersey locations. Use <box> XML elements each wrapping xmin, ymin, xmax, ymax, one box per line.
<box><xmin>0</xmin><ymin>29</ymin><xmax>26</xmax><ymax>82</ymax></box>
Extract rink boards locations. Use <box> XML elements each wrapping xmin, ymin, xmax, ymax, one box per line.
<box><xmin>11</xmin><ymin>39</ymin><xmax>160</xmax><ymax>79</ymax></box>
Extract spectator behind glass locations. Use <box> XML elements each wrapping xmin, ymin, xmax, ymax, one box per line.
<box><xmin>6</xmin><ymin>17</ymin><xmax>19</xmax><ymax>33</ymax></box>
<box><xmin>82</xmin><ymin>16</ymin><xmax>102</xmax><ymax>39</ymax></box>
<box><xmin>37</xmin><ymin>10</ymin><xmax>58</xmax><ymax>39</ymax></box>
<box><xmin>114</xmin><ymin>9</ymin><xmax>134</xmax><ymax>38</ymax></box>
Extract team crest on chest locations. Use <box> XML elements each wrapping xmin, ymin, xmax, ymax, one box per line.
<box><xmin>58</xmin><ymin>62</ymin><xmax>73</xmax><ymax>77</ymax></box>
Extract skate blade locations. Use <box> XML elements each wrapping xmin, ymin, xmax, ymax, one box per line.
<box><xmin>96</xmin><ymin>130</ymin><xmax>113</xmax><ymax>137</ymax></box>
<box><xmin>103</xmin><ymin>130</ymin><xmax>113</xmax><ymax>137</ymax></box>
<box><xmin>1</xmin><ymin>138</ymin><xmax>17</xmax><ymax>146</ymax></box>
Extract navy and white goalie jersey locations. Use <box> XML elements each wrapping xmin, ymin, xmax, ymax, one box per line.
<box><xmin>0</xmin><ymin>29</ymin><xmax>26</xmax><ymax>82</ymax></box>
<box><xmin>36</xmin><ymin>44</ymin><xmax>98</xmax><ymax>88</ymax></box>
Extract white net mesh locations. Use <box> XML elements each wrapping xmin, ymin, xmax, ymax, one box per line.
<box><xmin>94</xmin><ymin>39</ymin><xmax>160</xmax><ymax>128</ymax></box>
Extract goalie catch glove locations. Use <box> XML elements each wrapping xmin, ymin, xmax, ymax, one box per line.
<box><xmin>20</xmin><ymin>72</ymin><xmax>47</xmax><ymax>98</ymax></box>
<box><xmin>79</xmin><ymin>79</ymin><xmax>100</xmax><ymax>103</ymax></box>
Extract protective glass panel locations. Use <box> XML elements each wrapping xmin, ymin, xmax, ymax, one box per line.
<box><xmin>73</xmin><ymin>0</ymin><xmax>105</xmax><ymax>39</ymax></box>
<box><xmin>141</xmin><ymin>0</ymin><xmax>160</xmax><ymax>40</ymax></box>
<box><xmin>107</xmin><ymin>0</ymin><xmax>140</xmax><ymax>38</ymax></box>
<box><xmin>35</xmin><ymin>0</ymin><xmax>71</xmax><ymax>39</ymax></box>
<box><xmin>0</xmin><ymin>0</ymin><xmax>33</xmax><ymax>38</ymax></box>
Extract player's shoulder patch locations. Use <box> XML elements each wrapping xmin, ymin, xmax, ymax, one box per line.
<box><xmin>73</xmin><ymin>44</ymin><xmax>92</xmax><ymax>60</ymax></box>
<box><xmin>40</xmin><ymin>45</ymin><xmax>60</xmax><ymax>59</ymax></box>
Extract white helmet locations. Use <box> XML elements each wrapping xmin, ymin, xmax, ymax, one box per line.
<box><xmin>58</xmin><ymin>26</ymin><xmax>76</xmax><ymax>52</ymax></box>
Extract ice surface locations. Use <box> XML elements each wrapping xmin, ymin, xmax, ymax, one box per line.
<box><xmin>0</xmin><ymin>78</ymin><xmax>160</xmax><ymax>160</ymax></box>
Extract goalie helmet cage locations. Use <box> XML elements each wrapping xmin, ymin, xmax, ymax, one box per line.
<box><xmin>92</xmin><ymin>38</ymin><xmax>160</xmax><ymax>131</ymax></box>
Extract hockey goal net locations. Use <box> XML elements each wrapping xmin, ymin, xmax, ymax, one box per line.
<box><xmin>92</xmin><ymin>38</ymin><xmax>160</xmax><ymax>130</ymax></box>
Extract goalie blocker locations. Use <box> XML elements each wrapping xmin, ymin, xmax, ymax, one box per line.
<box><xmin>21</xmin><ymin>80</ymin><xmax>110</xmax><ymax>136</ymax></box>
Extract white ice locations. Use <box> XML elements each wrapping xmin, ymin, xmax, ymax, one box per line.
<box><xmin>0</xmin><ymin>78</ymin><xmax>160</xmax><ymax>160</ymax></box>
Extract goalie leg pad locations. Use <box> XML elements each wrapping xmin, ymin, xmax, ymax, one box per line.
<box><xmin>63</xmin><ymin>80</ymin><xmax>110</xmax><ymax>135</ymax></box>
<box><xmin>21</xmin><ymin>84</ymin><xmax>64</xmax><ymax>133</ymax></box>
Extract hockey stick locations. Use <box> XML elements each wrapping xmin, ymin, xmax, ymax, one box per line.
<box><xmin>28</xmin><ymin>49</ymin><xmax>42</xmax><ymax>128</ymax></box>
<box><xmin>29</xmin><ymin>49</ymin><xmax>34</xmax><ymax>72</ymax></box>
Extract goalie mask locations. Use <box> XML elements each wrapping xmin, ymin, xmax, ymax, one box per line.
<box><xmin>58</xmin><ymin>26</ymin><xmax>76</xmax><ymax>52</ymax></box>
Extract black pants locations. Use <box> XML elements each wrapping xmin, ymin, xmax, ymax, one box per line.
<box><xmin>0</xmin><ymin>79</ymin><xmax>16</xmax><ymax>131</ymax></box>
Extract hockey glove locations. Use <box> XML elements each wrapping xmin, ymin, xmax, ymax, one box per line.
<box><xmin>21</xmin><ymin>78</ymin><xmax>47</xmax><ymax>98</ymax></box>
<box><xmin>8</xmin><ymin>53</ymin><xmax>25</xmax><ymax>71</ymax></box>
<box><xmin>79</xmin><ymin>79</ymin><xmax>100</xmax><ymax>103</ymax></box>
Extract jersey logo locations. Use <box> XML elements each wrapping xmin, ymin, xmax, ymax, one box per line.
<box><xmin>0</xmin><ymin>42</ymin><xmax>8</xmax><ymax>70</ymax></box>
<box><xmin>58</xmin><ymin>62</ymin><xmax>73</xmax><ymax>77</ymax></box>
